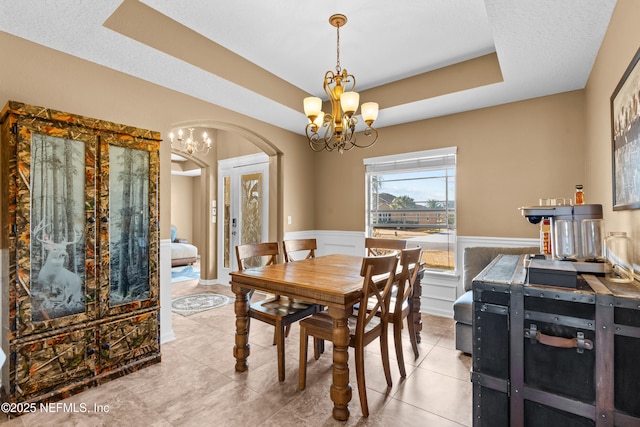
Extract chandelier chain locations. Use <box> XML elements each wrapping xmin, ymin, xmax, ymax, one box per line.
<box><xmin>335</xmin><ymin>24</ymin><xmax>341</xmax><ymax>74</ymax></box>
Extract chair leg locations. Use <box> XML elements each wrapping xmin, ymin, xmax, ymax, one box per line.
<box><xmin>406</xmin><ymin>313</ymin><xmax>419</xmax><ymax>359</ymax></box>
<box><xmin>275</xmin><ymin>321</ymin><xmax>285</xmax><ymax>382</ymax></box>
<box><xmin>313</xmin><ymin>338</ymin><xmax>321</xmax><ymax>360</ymax></box>
<box><xmin>380</xmin><ymin>322</ymin><xmax>392</xmax><ymax>387</ymax></box>
<box><xmin>273</xmin><ymin>324</ymin><xmax>292</xmax><ymax>345</ymax></box>
<box><xmin>299</xmin><ymin>325</ymin><xmax>308</xmax><ymax>390</ymax></box>
<box><xmin>354</xmin><ymin>345</ymin><xmax>369</xmax><ymax>417</ymax></box>
<box><xmin>393</xmin><ymin>320</ymin><xmax>407</xmax><ymax>378</ymax></box>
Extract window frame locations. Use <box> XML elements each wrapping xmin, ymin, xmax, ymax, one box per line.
<box><xmin>364</xmin><ymin>147</ymin><xmax>457</xmax><ymax>273</ymax></box>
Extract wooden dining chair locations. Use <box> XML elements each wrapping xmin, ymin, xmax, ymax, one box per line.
<box><xmin>298</xmin><ymin>254</ymin><xmax>398</xmax><ymax>417</ymax></box>
<box><xmin>282</xmin><ymin>238</ymin><xmax>325</xmax><ymax>356</ymax></box>
<box><xmin>236</xmin><ymin>242</ymin><xmax>320</xmax><ymax>382</ymax></box>
<box><xmin>384</xmin><ymin>246</ymin><xmax>422</xmax><ymax>377</ymax></box>
<box><xmin>282</xmin><ymin>238</ymin><xmax>317</xmax><ymax>262</ymax></box>
<box><xmin>364</xmin><ymin>237</ymin><xmax>407</xmax><ymax>256</ymax></box>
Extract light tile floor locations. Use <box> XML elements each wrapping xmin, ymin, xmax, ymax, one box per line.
<box><xmin>1</xmin><ymin>277</ymin><xmax>472</xmax><ymax>426</ymax></box>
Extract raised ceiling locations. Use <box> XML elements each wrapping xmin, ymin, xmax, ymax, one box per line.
<box><xmin>0</xmin><ymin>0</ymin><xmax>617</xmax><ymax>134</ymax></box>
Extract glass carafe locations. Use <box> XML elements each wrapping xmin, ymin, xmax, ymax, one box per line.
<box><xmin>605</xmin><ymin>232</ymin><xmax>634</xmax><ymax>283</ymax></box>
<box><xmin>553</xmin><ymin>219</ymin><xmax>577</xmax><ymax>260</ymax></box>
<box><xmin>581</xmin><ymin>218</ymin><xmax>604</xmax><ymax>262</ymax></box>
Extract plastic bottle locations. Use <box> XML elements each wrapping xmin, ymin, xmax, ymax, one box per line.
<box><xmin>575</xmin><ymin>185</ymin><xmax>584</xmax><ymax>205</ymax></box>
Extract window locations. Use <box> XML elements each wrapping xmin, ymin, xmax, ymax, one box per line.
<box><xmin>364</xmin><ymin>147</ymin><xmax>456</xmax><ymax>272</ymax></box>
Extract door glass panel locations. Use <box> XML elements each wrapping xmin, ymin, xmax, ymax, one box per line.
<box><xmin>223</xmin><ymin>175</ymin><xmax>231</xmax><ymax>269</ymax></box>
<box><xmin>30</xmin><ymin>134</ymin><xmax>86</xmax><ymax>321</ymax></box>
<box><xmin>240</xmin><ymin>172</ymin><xmax>263</xmax><ymax>268</ymax></box>
<box><xmin>109</xmin><ymin>145</ymin><xmax>150</xmax><ymax>305</ymax></box>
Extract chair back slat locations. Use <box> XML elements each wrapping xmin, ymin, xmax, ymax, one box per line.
<box><xmin>365</xmin><ymin>238</ymin><xmax>407</xmax><ymax>256</ymax></box>
<box><xmin>357</xmin><ymin>254</ymin><xmax>398</xmax><ymax>339</ymax></box>
<box><xmin>394</xmin><ymin>247</ymin><xmax>423</xmax><ymax>313</ymax></box>
<box><xmin>282</xmin><ymin>239</ymin><xmax>317</xmax><ymax>262</ymax></box>
<box><xmin>236</xmin><ymin>242</ymin><xmax>279</xmax><ymax>271</ymax></box>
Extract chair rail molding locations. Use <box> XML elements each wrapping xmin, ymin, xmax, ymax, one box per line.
<box><xmin>285</xmin><ymin>231</ymin><xmax>538</xmax><ymax>318</ymax></box>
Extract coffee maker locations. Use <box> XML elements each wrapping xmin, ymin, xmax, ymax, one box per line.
<box><xmin>520</xmin><ymin>203</ymin><xmax>605</xmax><ymax>273</ymax></box>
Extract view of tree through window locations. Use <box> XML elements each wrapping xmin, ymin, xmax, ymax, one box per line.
<box><xmin>366</xmin><ymin>150</ymin><xmax>456</xmax><ymax>272</ymax></box>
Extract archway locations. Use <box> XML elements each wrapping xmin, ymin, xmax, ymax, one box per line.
<box><xmin>169</xmin><ymin>120</ymin><xmax>283</xmax><ymax>283</ymax></box>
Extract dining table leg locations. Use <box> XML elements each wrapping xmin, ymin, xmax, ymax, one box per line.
<box><xmin>231</xmin><ymin>283</ymin><xmax>251</xmax><ymax>372</ymax></box>
<box><xmin>328</xmin><ymin>305</ymin><xmax>353</xmax><ymax>421</ymax></box>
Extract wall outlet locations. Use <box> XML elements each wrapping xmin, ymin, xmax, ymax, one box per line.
<box><xmin>287</xmin><ymin>216</ymin><xmax>292</xmax><ymax>225</ymax></box>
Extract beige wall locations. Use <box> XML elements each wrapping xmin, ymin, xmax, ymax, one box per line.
<box><xmin>314</xmin><ymin>91</ymin><xmax>586</xmax><ymax>238</ymax></box>
<box><xmin>217</xmin><ymin>130</ymin><xmax>262</xmax><ymax>160</ymax></box>
<box><xmin>2</xmin><ymin>2</ymin><xmax>639</xmax><ymax>274</ymax></box>
<box><xmin>170</xmin><ymin>175</ymin><xmax>195</xmax><ymax>243</ymax></box>
<box><xmin>585</xmin><ymin>0</ymin><xmax>640</xmax><ymax>270</ymax></box>
<box><xmin>0</xmin><ymin>32</ymin><xmax>311</xmax><ymax>247</ymax></box>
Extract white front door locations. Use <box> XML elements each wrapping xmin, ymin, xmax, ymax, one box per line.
<box><xmin>217</xmin><ymin>153</ymin><xmax>269</xmax><ymax>284</ymax></box>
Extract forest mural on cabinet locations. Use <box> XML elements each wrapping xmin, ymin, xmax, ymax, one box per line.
<box><xmin>30</xmin><ymin>134</ymin><xmax>86</xmax><ymax>321</ymax></box>
<box><xmin>108</xmin><ymin>145</ymin><xmax>150</xmax><ymax>305</ymax></box>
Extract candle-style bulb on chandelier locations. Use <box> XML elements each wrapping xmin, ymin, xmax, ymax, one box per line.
<box><xmin>169</xmin><ymin>128</ymin><xmax>212</xmax><ymax>155</ymax></box>
<box><xmin>303</xmin><ymin>14</ymin><xmax>379</xmax><ymax>154</ymax></box>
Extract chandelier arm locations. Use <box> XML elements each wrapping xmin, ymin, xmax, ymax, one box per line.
<box><xmin>350</xmin><ymin>126</ymin><xmax>379</xmax><ymax>149</ymax></box>
<box><xmin>324</xmin><ymin>70</ymin><xmax>336</xmax><ymax>95</ymax></box>
<box><xmin>309</xmin><ymin>140</ymin><xmax>327</xmax><ymax>152</ymax></box>
<box><xmin>321</xmin><ymin>118</ymin><xmax>337</xmax><ymax>151</ymax></box>
<box><xmin>307</xmin><ymin>134</ymin><xmax>327</xmax><ymax>152</ymax></box>
<box><xmin>343</xmin><ymin>117</ymin><xmax>356</xmax><ymax>145</ymax></box>
<box><xmin>306</xmin><ymin>121</ymin><xmax>335</xmax><ymax>152</ymax></box>
<box><xmin>336</xmin><ymin>118</ymin><xmax>355</xmax><ymax>152</ymax></box>
<box><xmin>341</xmin><ymin>69</ymin><xmax>356</xmax><ymax>93</ymax></box>
<box><xmin>305</xmin><ymin>122</ymin><xmax>323</xmax><ymax>150</ymax></box>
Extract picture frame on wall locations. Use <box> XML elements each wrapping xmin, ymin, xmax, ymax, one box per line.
<box><xmin>611</xmin><ymin>47</ymin><xmax>640</xmax><ymax>210</ymax></box>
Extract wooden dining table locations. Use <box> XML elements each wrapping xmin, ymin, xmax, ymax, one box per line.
<box><xmin>229</xmin><ymin>253</ymin><xmax>423</xmax><ymax>421</ymax></box>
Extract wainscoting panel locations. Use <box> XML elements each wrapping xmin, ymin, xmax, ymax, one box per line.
<box><xmin>284</xmin><ymin>230</ymin><xmax>366</xmax><ymax>257</ymax></box>
<box><xmin>160</xmin><ymin>239</ymin><xmax>175</xmax><ymax>344</ymax></box>
<box><xmin>284</xmin><ymin>231</ymin><xmax>538</xmax><ymax>318</ymax></box>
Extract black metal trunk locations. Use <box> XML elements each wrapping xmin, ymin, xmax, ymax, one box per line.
<box><xmin>471</xmin><ymin>254</ymin><xmax>640</xmax><ymax>427</ymax></box>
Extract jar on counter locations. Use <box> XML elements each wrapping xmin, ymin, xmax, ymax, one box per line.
<box><xmin>605</xmin><ymin>231</ymin><xmax>634</xmax><ymax>283</ymax></box>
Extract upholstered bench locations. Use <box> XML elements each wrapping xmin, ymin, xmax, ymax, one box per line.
<box><xmin>453</xmin><ymin>246</ymin><xmax>538</xmax><ymax>354</ymax></box>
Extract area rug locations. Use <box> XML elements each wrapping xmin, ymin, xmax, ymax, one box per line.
<box><xmin>171</xmin><ymin>293</ymin><xmax>231</xmax><ymax>316</ymax></box>
<box><xmin>171</xmin><ymin>265</ymin><xmax>200</xmax><ymax>283</ymax></box>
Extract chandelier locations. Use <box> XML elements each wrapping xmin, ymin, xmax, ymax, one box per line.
<box><xmin>169</xmin><ymin>128</ymin><xmax>212</xmax><ymax>155</ymax></box>
<box><xmin>303</xmin><ymin>14</ymin><xmax>379</xmax><ymax>154</ymax></box>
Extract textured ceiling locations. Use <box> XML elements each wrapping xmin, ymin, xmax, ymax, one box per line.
<box><xmin>0</xmin><ymin>0</ymin><xmax>617</xmax><ymax>134</ymax></box>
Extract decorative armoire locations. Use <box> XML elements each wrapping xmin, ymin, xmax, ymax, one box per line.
<box><xmin>0</xmin><ymin>101</ymin><xmax>161</xmax><ymax>411</ymax></box>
